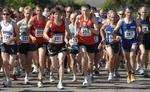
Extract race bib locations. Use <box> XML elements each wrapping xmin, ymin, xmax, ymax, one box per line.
<box><xmin>80</xmin><ymin>27</ymin><xmax>91</xmax><ymax>36</ymax></box>
<box><xmin>124</xmin><ymin>30</ymin><xmax>135</xmax><ymax>39</ymax></box>
<box><xmin>3</xmin><ymin>31</ymin><xmax>13</xmax><ymax>43</ymax></box>
<box><xmin>35</xmin><ymin>29</ymin><xmax>43</xmax><ymax>37</ymax></box>
<box><xmin>142</xmin><ymin>25</ymin><xmax>149</xmax><ymax>33</ymax></box>
<box><xmin>20</xmin><ymin>36</ymin><xmax>29</xmax><ymax>43</ymax></box>
<box><xmin>108</xmin><ymin>35</ymin><xmax>114</xmax><ymax>43</ymax></box>
<box><xmin>53</xmin><ymin>34</ymin><xmax>63</xmax><ymax>44</ymax></box>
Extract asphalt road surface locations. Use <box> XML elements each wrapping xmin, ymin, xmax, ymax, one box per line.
<box><xmin>0</xmin><ymin>68</ymin><xmax>150</xmax><ymax>92</ymax></box>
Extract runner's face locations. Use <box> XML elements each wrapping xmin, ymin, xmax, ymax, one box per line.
<box><xmin>125</xmin><ymin>9</ymin><xmax>132</xmax><ymax>17</ymax></box>
<box><xmin>81</xmin><ymin>7</ymin><xmax>90</xmax><ymax>16</ymax></box>
<box><xmin>36</xmin><ymin>7</ymin><xmax>42</xmax><ymax>15</ymax></box>
<box><xmin>2</xmin><ymin>12</ymin><xmax>11</xmax><ymax>20</ymax></box>
<box><xmin>24</xmin><ymin>10</ymin><xmax>31</xmax><ymax>18</ymax></box>
<box><xmin>70</xmin><ymin>14</ymin><xmax>76</xmax><ymax>23</ymax></box>
<box><xmin>140</xmin><ymin>7</ymin><xmax>147</xmax><ymax>17</ymax></box>
<box><xmin>66</xmin><ymin>7</ymin><xmax>72</xmax><ymax>17</ymax></box>
<box><xmin>54</xmin><ymin>12</ymin><xmax>61</xmax><ymax>20</ymax></box>
<box><xmin>109</xmin><ymin>13</ymin><xmax>115</xmax><ymax>21</ymax></box>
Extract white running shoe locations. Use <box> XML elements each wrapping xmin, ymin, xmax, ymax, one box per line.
<box><xmin>139</xmin><ymin>68</ymin><xmax>145</xmax><ymax>75</ymax></box>
<box><xmin>37</xmin><ymin>81</ymin><xmax>43</xmax><ymax>88</ymax></box>
<box><xmin>32</xmin><ymin>65</ymin><xmax>38</xmax><ymax>74</ymax></box>
<box><xmin>72</xmin><ymin>74</ymin><xmax>76</xmax><ymax>82</ymax></box>
<box><xmin>49</xmin><ymin>75</ymin><xmax>55</xmax><ymax>83</ymax></box>
<box><xmin>24</xmin><ymin>77</ymin><xmax>29</xmax><ymax>84</ymax></box>
<box><xmin>108</xmin><ymin>73</ymin><xmax>114</xmax><ymax>81</ymax></box>
<box><xmin>57</xmin><ymin>82</ymin><xmax>64</xmax><ymax>89</ymax></box>
<box><xmin>82</xmin><ymin>75</ymin><xmax>91</xmax><ymax>87</ymax></box>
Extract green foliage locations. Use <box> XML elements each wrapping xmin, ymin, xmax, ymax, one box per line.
<box><xmin>0</xmin><ymin>0</ymin><xmax>85</xmax><ymax>10</ymax></box>
<box><xmin>101</xmin><ymin>0</ymin><xmax>150</xmax><ymax>11</ymax></box>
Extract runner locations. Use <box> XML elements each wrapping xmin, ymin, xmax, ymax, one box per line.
<box><xmin>114</xmin><ymin>7</ymin><xmax>142</xmax><ymax>83</ymax></box>
<box><xmin>75</xmin><ymin>4</ymin><xmax>99</xmax><ymax>86</ymax></box>
<box><xmin>68</xmin><ymin>12</ymin><xmax>79</xmax><ymax>82</ymax></box>
<box><xmin>100</xmin><ymin>10</ymin><xmax>120</xmax><ymax>81</ymax></box>
<box><xmin>137</xmin><ymin>5</ymin><xmax>150</xmax><ymax>77</ymax></box>
<box><xmin>43</xmin><ymin>6</ymin><xmax>70</xmax><ymax>89</ymax></box>
<box><xmin>28</xmin><ymin>5</ymin><xmax>47</xmax><ymax>88</ymax></box>
<box><xmin>0</xmin><ymin>7</ymin><xmax>18</xmax><ymax>87</ymax></box>
<box><xmin>17</xmin><ymin>6</ymin><xmax>32</xmax><ymax>84</ymax></box>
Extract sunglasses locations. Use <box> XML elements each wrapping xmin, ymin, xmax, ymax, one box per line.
<box><xmin>3</xmin><ymin>13</ymin><xmax>10</xmax><ymax>16</ymax></box>
<box><xmin>37</xmin><ymin>10</ymin><xmax>42</xmax><ymax>11</ymax></box>
<box><xmin>66</xmin><ymin>11</ymin><xmax>71</xmax><ymax>13</ymax></box>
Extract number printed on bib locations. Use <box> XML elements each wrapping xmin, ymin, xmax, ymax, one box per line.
<box><xmin>108</xmin><ymin>35</ymin><xmax>114</xmax><ymax>43</ymax></box>
<box><xmin>53</xmin><ymin>34</ymin><xmax>63</xmax><ymax>44</ymax></box>
<box><xmin>124</xmin><ymin>30</ymin><xmax>135</xmax><ymax>39</ymax></box>
<box><xmin>80</xmin><ymin>27</ymin><xmax>91</xmax><ymax>36</ymax></box>
<box><xmin>20</xmin><ymin>36</ymin><xmax>29</xmax><ymax>43</ymax></box>
<box><xmin>35</xmin><ymin>29</ymin><xmax>43</xmax><ymax>37</ymax></box>
<box><xmin>3</xmin><ymin>31</ymin><xmax>13</xmax><ymax>43</ymax></box>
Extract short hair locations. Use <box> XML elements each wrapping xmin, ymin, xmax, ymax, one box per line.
<box><xmin>51</xmin><ymin>6</ymin><xmax>63</xmax><ymax>14</ymax></box>
<box><xmin>2</xmin><ymin>7</ymin><xmax>12</xmax><ymax>14</ymax></box>
<box><xmin>24</xmin><ymin>6</ymin><xmax>32</xmax><ymax>12</ymax></box>
<box><xmin>81</xmin><ymin>4</ymin><xmax>91</xmax><ymax>10</ymax></box>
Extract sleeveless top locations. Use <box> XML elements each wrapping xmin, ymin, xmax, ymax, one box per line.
<box><xmin>17</xmin><ymin>19</ymin><xmax>29</xmax><ymax>43</ymax></box>
<box><xmin>0</xmin><ymin>20</ymin><xmax>16</xmax><ymax>45</ymax></box>
<box><xmin>77</xmin><ymin>15</ymin><xmax>95</xmax><ymax>45</ymax></box>
<box><xmin>120</xmin><ymin>19</ymin><xmax>137</xmax><ymax>41</ymax></box>
<box><xmin>48</xmin><ymin>19</ymin><xmax>65</xmax><ymax>44</ymax></box>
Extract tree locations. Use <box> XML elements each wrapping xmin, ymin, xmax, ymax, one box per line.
<box><xmin>101</xmin><ymin>0</ymin><xmax>150</xmax><ymax>11</ymax></box>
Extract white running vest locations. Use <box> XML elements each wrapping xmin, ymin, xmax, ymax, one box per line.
<box><xmin>0</xmin><ymin>20</ymin><xmax>15</xmax><ymax>45</ymax></box>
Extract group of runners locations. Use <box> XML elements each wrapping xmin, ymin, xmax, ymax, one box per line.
<box><xmin>0</xmin><ymin>4</ymin><xmax>149</xmax><ymax>90</ymax></box>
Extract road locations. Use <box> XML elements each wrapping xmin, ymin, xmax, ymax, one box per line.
<box><xmin>0</xmin><ymin>68</ymin><xmax>150</xmax><ymax>92</ymax></box>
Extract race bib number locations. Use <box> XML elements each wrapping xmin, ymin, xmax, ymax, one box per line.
<box><xmin>35</xmin><ymin>29</ymin><xmax>43</xmax><ymax>37</ymax></box>
<box><xmin>108</xmin><ymin>35</ymin><xmax>114</xmax><ymax>43</ymax></box>
<box><xmin>80</xmin><ymin>27</ymin><xmax>91</xmax><ymax>36</ymax></box>
<box><xmin>124</xmin><ymin>30</ymin><xmax>135</xmax><ymax>39</ymax></box>
<box><xmin>53</xmin><ymin>34</ymin><xmax>63</xmax><ymax>44</ymax></box>
<box><xmin>142</xmin><ymin>25</ymin><xmax>149</xmax><ymax>33</ymax></box>
<box><xmin>20</xmin><ymin>36</ymin><xmax>29</xmax><ymax>43</ymax></box>
<box><xmin>3</xmin><ymin>31</ymin><xmax>13</xmax><ymax>43</ymax></box>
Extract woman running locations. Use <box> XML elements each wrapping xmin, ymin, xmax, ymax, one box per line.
<box><xmin>0</xmin><ymin>7</ymin><xmax>18</xmax><ymax>87</ymax></box>
<box><xmin>100</xmin><ymin>10</ymin><xmax>120</xmax><ymax>81</ymax></box>
<box><xmin>17</xmin><ymin>6</ymin><xmax>32</xmax><ymax>84</ymax></box>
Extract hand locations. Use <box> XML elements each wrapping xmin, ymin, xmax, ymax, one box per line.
<box><xmin>31</xmin><ymin>36</ymin><xmax>36</xmax><ymax>43</ymax></box>
<box><xmin>48</xmin><ymin>38</ymin><xmax>54</xmax><ymax>43</ymax></box>
<box><xmin>115</xmin><ymin>36</ymin><xmax>121</xmax><ymax>42</ymax></box>
<box><xmin>9</xmin><ymin>37</ymin><xmax>16</xmax><ymax>43</ymax></box>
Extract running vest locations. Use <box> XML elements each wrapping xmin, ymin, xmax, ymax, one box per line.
<box><xmin>0</xmin><ymin>20</ymin><xmax>15</xmax><ymax>45</ymax></box>
<box><xmin>18</xmin><ymin>19</ymin><xmax>29</xmax><ymax>43</ymax></box>
<box><xmin>69</xmin><ymin>23</ymin><xmax>78</xmax><ymax>46</ymax></box>
<box><xmin>48</xmin><ymin>19</ymin><xmax>65</xmax><ymax>44</ymax></box>
<box><xmin>105</xmin><ymin>25</ymin><xmax>115</xmax><ymax>43</ymax></box>
<box><xmin>77</xmin><ymin>15</ymin><xmax>95</xmax><ymax>45</ymax></box>
<box><xmin>140</xmin><ymin>18</ymin><xmax>150</xmax><ymax>34</ymax></box>
<box><xmin>120</xmin><ymin>19</ymin><xmax>137</xmax><ymax>40</ymax></box>
<box><xmin>31</xmin><ymin>15</ymin><xmax>46</xmax><ymax>44</ymax></box>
